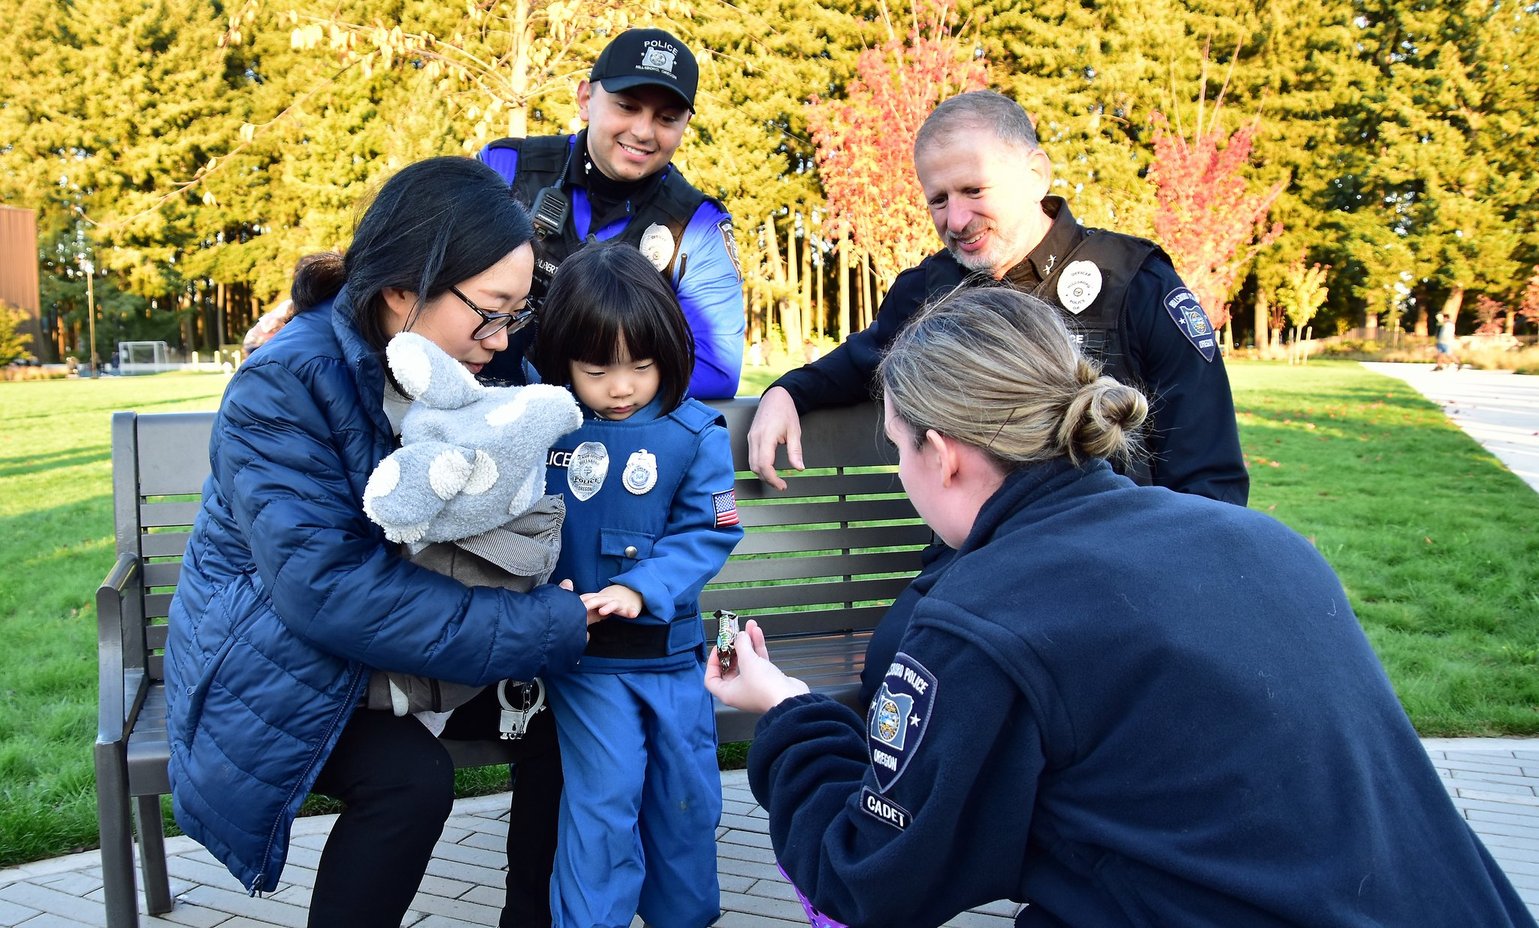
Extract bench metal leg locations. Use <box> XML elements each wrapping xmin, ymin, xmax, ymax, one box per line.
<box><xmin>134</xmin><ymin>794</ymin><xmax>173</xmax><ymax>914</ymax></box>
<box><xmin>94</xmin><ymin>742</ymin><xmax>140</xmax><ymax>928</ymax></box>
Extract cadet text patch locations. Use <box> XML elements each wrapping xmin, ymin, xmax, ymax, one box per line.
<box><xmin>1162</xmin><ymin>287</ymin><xmax>1216</xmax><ymax>362</ymax></box>
<box><xmin>867</xmin><ymin>651</ymin><xmax>936</xmax><ymax>792</ymax></box>
<box><xmin>860</xmin><ymin>785</ymin><xmax>911</xmax><ymax>831</ymax></box>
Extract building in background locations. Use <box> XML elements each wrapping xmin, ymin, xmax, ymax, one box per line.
<box><xmin>0</xmin><ymin>206</ymin><xmax>43</xmax><ymax>361</ymax></box>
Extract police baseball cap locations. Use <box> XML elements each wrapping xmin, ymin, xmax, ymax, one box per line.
<box><xmin>589</xmin><ymin>28</ymin><xmax>698</xmax><ymax>111</ymax></box>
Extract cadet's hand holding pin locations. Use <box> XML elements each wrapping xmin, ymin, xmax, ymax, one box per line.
<box><xmin>705</xmin><ymin>619</ymin><xmax>809</xmax><ymax>714</ymax></box>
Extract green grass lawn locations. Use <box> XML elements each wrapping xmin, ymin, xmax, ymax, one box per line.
<box><xmin>0</xmin><ymin>359</ymin><xmax>1536</xmax><ymax>867</ymax></box>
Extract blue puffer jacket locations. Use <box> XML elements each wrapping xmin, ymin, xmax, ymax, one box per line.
<box><xmin>164</xmin><ymin>289</ymin><xmax>588</xmax><ymax>894</ymax></box>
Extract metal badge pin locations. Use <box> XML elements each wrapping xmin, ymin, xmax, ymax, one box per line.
<box><xmin>714</xmin><ymin>609</ymin><xmax>740</xmax><ymax>671</ymax></box>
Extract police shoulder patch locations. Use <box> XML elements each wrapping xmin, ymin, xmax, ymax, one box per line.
<box><xmin>866</xmin><ymin>651</ymin><xmax>936</xmax><ymax>792</ymax></box>
<box><xmin>1162</xmin><ymin>287</ymin><xmax>1217</xmax><ymax>362</ymax></box>
<box><xmin>717</xmin><ymin>218</ymin><xmax>743</xmax><ymax>281</ymax></box>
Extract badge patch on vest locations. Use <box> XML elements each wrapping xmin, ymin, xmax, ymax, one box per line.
<box><xmin>718</xmin><ymin>218</ymin><xmax>743</xmax><ymax>281</ymax></box>
<box><xmin>860</xmin><ymin>785</ymin><xmax>911</xmax><ymax>831</ymax></box>
<box><xmin>1163</xmin><ymin>287</ymin><xmax>1216</xmax><ymax>362</ymax></box>
<box><xmin>567</xmin><ymin>441</ymin><xmax>609</xmax><ymax>501</ymax></box>
<box><xmin>1056</xmin><ymin>260</ymin><xmax>1103</xmax><ymax>315</ymax></box>
<box><xmin>867</xmin><ymin>652</ymin><xmax>936</xmax><ymax>792</ymax></box>
<box><xmin>639</xmin><ymin>223</ymin><xmax>674</xmax><ymax>272</ymax></box>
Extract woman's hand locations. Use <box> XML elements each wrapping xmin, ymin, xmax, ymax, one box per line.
<box><xmin>704</xmin><ymin>619</ymin><xmax>810</xmax><ymax>714</ymax></box>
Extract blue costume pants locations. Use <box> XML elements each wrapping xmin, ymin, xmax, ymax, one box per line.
<box><xmin>546</xmin><ymin>666</ymin><xmax>722</xmax><ymax>928</ymax></box>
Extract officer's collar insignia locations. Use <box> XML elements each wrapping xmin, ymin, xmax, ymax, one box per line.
<box><xmin>866</xmin><ymin>652</ymin><xmax>936</xmax><ymax>793</ymax></box>
<box><xmin>1162</xmin><ymin>287</ymin><xmax>1217</xmax><ymax>362</ymax></box>
<box><xmin>1056</xmin><ymin>260</ymin><xmax>1103</xmax><ymax>315</ymax></box>
<box><xmin>622</xmin><ymin>449</ymin><xmax>658</xmax><ymax>495</ymax></box>
<box><xmin>567</xmin><ymin>441</ymin><xmax>609</xmax><ymax>501</ymax></box>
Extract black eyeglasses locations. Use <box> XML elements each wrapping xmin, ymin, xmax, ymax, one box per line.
<box><xmin>450</xmin><ymin>285</ymin><xmax>536</xmax><ymax>341</ymax></box>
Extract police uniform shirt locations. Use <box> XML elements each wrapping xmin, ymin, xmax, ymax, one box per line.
<box><xmin>773</xmin><ymin>196</ymin><xmax>1249</xmax><ymax>506</ymax></box>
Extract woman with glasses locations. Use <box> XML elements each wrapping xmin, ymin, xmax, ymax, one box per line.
<box><xmin>165</xmin><ymin>156</ymin><xmax>599</xmax><ymax>928</ymax></box>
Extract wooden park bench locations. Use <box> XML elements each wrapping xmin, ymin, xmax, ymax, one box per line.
<box><xmin>94</xmin><ymin>397</ymin><xmax>926</xmax><ymax>927</ymax></box>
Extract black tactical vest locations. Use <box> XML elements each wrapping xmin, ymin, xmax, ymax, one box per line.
<box><xmin>487</xmin><ymin>135</ymin><xmax>709</xmax><ymax>307</ymax></box>
<box><xmin>925</xmin><ymin>230</ymin><xmax>1162</xmax><ymax>484</ymax></box>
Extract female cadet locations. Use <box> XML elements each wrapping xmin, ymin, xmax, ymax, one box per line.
<box><xmin>706</xmin><ymin>288</ymin><xmax>1534</xmax><ymax>928</ymax></box>
<box><xmin>165</xmin><ymin>157</ymin><xmax>596</xmax><ymax>928</ymax></box>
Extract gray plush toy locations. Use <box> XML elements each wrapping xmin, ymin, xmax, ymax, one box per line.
<box><xmin>361</xmin><ymin>331</ymin><xmax>582</xmax><ymax>724</ymax></box>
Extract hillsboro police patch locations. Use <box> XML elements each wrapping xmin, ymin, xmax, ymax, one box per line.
<box><xmin>1163</xmin><ymin>287</ymin><xmax>1217</xmax><ymax>362</ymax></box>
<box><xmin>866</xmin><ymin>652</ymin><xmax>936</xmax><ymax>792</ymax></box>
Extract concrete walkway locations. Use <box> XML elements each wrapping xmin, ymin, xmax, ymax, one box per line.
<box><xmin>1362</xmin><ymin>361</ymin><xmax>1539</xmax><ymax>493</ymax></box>
<box><xmin>3</xmin><ymin>747</ymin><xmax>1538</xmax><ymax>926</ymax></box>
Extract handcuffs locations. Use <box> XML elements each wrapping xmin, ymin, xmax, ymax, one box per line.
<box><xmin>496</xmin><ymin>678</ymin><xmax>546</xmax><ymax>740</ymax></box>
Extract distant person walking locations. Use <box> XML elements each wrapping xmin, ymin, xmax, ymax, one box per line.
<box><xmin>1434</xmin><ymin>312</ymin><xmax>1463</xmax><ymax>370</ymax></box>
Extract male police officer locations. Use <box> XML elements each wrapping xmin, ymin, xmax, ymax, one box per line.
<box><xmin>748</xmin><ymin>89</ymin><xmax>1248</xmax><ymax>504</ymax></box>
<box><xmin>747</xmin><ymin>90</ymin><xmax>1250</xmax><ymax>710</ymax></box>
<box><xmin>476</xmin><ymin>28</ymin><xmax>745</xmax><ymax>399</ymax></box>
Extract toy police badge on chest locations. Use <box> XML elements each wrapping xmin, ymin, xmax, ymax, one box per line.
<box><xmin>866</xmin><ymin>652</ymin><xmax>936</xmax><ymax>794</ymax></box>
<box><xmin>622</xmin><ymin>449</ymin><xmax>658</xmax><ymax>494</ymax></box>
<box><xmin>566</xmin><ymin>441</ymin><xmax>609</xmax><ymax>501</ymax></box>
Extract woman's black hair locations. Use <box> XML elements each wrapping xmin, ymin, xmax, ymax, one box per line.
<box><xmin>531</xmin><ymin>242</ymin><xmax>695</xmax><ymax>412</ymax></box>
<box><xmin>289</xmin><ymin>156</ymin><xmax>535</xmax><ymax>353</ymax></box>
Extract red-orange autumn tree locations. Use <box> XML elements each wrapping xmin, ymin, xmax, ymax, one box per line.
<box><xmin>1520</xmin><ymin>266</ymin><xmax>1539</xmax><ymax>334</ymax></box>
<box><xmin>806</xmin><ymin>0</ymin><xmax>987</xmax><ymax>289</ymax></box>
<box><xmin>1148</xmin><ymin>92</ymin><xmax>1285</xmax><ymax>330</ymax></box>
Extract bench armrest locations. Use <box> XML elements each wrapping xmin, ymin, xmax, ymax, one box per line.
<box><xmin>97</xmin><ymin>553</ymin><xmax>147</xmax><ymax>746</ymax></box>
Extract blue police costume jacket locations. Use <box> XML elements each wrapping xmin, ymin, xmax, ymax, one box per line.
<box><xmin>774</xmin><ymin>196</ymin><xmax>1248</xmax><ymax>506</ymax></box>
<box><xmin>750</xmin><ymin>460</ymin><xmax>1535</xmax><ymax>928</ymax></box>
<box><xmin>545</xmin><ymin>396</ymin><xmax>743</xmax><ymax>671</ymax></box>
<box><xmin>478</xmin><ymin>134</ymin><xmax>746</xmax><ymax>399</ymax></box>
<box><xmin>163</xmin><ymin>292</ymin><xmax>589</xmax><ymax>894</ymax></box>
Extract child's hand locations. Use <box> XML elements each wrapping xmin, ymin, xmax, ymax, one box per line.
<box><xmin>559</xmin><ymin>579</ymin><xmax>608</xmax><ymax>628</ymax></box>
<box><xmin>580</xmin><ymin>584</ymin><xmax>642</xmax><ymax>619</ymax></box>
<box><xmin>705</xmin><ymin>620</ymin><xmax>810</xmax><ymax>714</ymax></box>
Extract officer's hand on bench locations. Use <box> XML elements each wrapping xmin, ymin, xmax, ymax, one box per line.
<box><xmin>748</xmin><ymin>386</ymin><xmax>805</xmax><ymax>491</ymax></box>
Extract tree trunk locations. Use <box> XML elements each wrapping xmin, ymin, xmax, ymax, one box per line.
<box><xmin>837</xmin><ymin>233</ymin><xmax>850</xmax><ymax>342</ymax></box>
<box><xmin>860</xmin><ymin>252</ymin><xmax>875</xmax><ymax>330</ymax></box>
<box><xmin>1254</xmin><ymin>296</ymin><xmax>1269</xmax><ymax>358</ymax></box>
<box><xmin>799</xmin><ymin>215</ymin><xmax>813</xmax><ymax>343</ymax></box>
<box><xmin>813</xmin><ymin>237</ymin><xmax>824</xmax><ymax>341</ymax></box>
<box><xmin>507</xmin><ymin>0</ymin><xmax>530</xmax><ymax>138</ymax></box>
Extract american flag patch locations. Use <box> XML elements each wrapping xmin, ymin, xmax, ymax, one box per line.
<box><xmin>713</xmin><ymin>490</ymin><xmax>739</xmax><ymax>527</ymax></box>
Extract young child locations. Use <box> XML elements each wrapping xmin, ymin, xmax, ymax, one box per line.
<box><xmin>532</xmin><ymin>242</ymin><xmax>744</xmax><ymax>927</ymax></box>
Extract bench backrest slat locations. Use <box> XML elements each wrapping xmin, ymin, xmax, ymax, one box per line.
<box><xmin>112</xmin><ymin>399</ymin><xmax>924</xmax><ymax>688</ymax></box>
